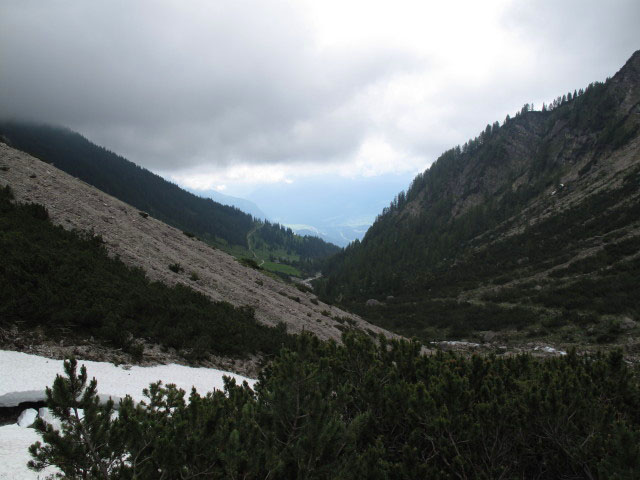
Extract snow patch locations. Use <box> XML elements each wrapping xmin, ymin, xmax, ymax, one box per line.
<box><xmin>432</xmin><ymin>340</ymin><xmax>482</xmax><ymax>348</ymax></box>
<box><xmin>534</xmin><ymin>346</ymin><xmax>567</xmax><ymax>356</ymax></box>
<box><xmin>37</xmin><ymin>408</ymin><xmax>62</xmax><ymax>432</ymax></box>
<box><xmin>0</xmin><ymin>424</ymin><xmax>59</xmax><ymax>479</ymax></box>
<box><xmin>0</xmin><ymin>350</ymin><xmax>257</xmax><ymax>479</ymax></box>
<box><xmin>16</xmin><ymin>409</ymin><xmax>37</xmax><ymax>428</ymax></box>
<box><xmin>0</xmin><ymin>350</ymin><xmax>255</xmax><ymax>408</ymax></box>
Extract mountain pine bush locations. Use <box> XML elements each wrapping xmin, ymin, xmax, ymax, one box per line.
<box><xmin>30</xmin><ymin>333</ymin><xmax>640</xmax><ymax>479</ymax></box>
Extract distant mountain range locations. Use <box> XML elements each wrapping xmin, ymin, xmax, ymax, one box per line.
<box><xmin>288</xmin><ymin>223</ymin><xmax>371</xmax><ymax>248</ymax></box>
<box><xmin>318</xmin><ymin>50</ymin><xmax>640</xmax><ymax>345</ymax></box>
<box><xmin>244</xmin><ymin>174</ymin><xmax>414</xmax><ymax>247</ymax></box>
<box><xmin>193</xmin><ymin>188</ymin><xmax>269</xmax><ymax>221</ymax></box>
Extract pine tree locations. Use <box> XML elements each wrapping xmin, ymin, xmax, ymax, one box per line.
<box><xmin>29</xmin><ymin>358</ymin><xmax>125</xmax><ymax>479</ymax></box>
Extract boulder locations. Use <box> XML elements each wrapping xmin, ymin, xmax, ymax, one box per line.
<box><xmin>482</xmin><ymin>331</ymin><xmax>497</xmax><ymax>343</ymax></box>
<box><xmin>365</xmin><ymin>299</ymin><xmax>382</xmax><ymax>307</ymax></box>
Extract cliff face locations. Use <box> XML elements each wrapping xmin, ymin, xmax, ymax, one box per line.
<box><xmin>319</xmin><ymin>51</ymin><xmax>640</xmax><ymax>345</ymax></box>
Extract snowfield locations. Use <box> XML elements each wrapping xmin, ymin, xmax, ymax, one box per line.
<box><xmin>0</xmin><ymin>350</ymin><xmax>256</xmax><ymax>479</ymax></box>
<box><xmin>0</xmin><ymin>424</ymin><xmax>58</xmax><ymax>479</ymax></box>
<box><xmin>0</xmin><ymin>350</ymin><xmax>255</xmax><ymax>407</ymax></box>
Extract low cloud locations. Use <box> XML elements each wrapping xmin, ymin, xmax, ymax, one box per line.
<box><xmin>1</xmin><ymin>0</ymin><xmax>639</xmax><ymax>195</ymax></box>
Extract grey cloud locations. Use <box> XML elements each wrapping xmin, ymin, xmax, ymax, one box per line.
<box><xmin>0</xmin><ymin>0</ymin><xmax>423</xmax><ymax>170</ymax></box>
<box><xmin>0</xmin><ymin>0</ymin><xmax>638</xmax><ymax>176</ymax></box>
<box><xmin>502</xmin><ymin>0</ymin><xmax>640</xmax><ymax>88</ymax></box>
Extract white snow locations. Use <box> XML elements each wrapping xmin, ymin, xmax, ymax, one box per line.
<box><xmin>0</xmin><ymin>350</ymin><xmax>255</xmax><ymax>407</ymax></box>
<box><xmin>0</xmin><ymin>424</ymin><xmax>59</xmax><ymax>479</ymax></box>
<box><xmin>534</xmin><ymin>345</ymin><xmax>567</xmax><ymax>356</ymax></box>
<box><xmin>17</xmin><ymin>409</ymin><xmax>38</xmax><ymax>428</ymax></box>
<box><xmin>0</xmin><ymin>349</ymin><xmax>256</xmax><ymax>479</ymax></box>
<box><xmin>432</xmin><ymin>340</ymin><xmax>482</xmax><ymax>348</ymax></box>
<box><xmin>37</xmin><ymin>408</ymin><xmax>63</xmax><ymax>431</ymax></box>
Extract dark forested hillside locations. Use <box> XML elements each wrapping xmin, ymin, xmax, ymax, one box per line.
<box><xmin>0</xmin><ymin>185</ymin><xmax>295</xmax><ymax>359</ymax></box>
<box><xmin>0</xmin><ymin>122</ymin><xmax>254</xmax><ymax>246</ymax></box>
<box><xmin>251</xmin><ymin>221</ymin><xmax>342</xmax><ymax>275</ymax></box>
<box><xmin>0</xmin><ymin>122</ymin><xmax>340</xmax><ymax>273</ymax></box>
<box><xmin>318</xmin><ymin>50</ymin><xmax>640</xmax><ymax>344</ymax></box>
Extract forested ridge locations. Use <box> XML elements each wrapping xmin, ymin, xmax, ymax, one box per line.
<box><xmin>0</xmin><ymin>122</ymin><xmax>340</xmax><ymax>272</ymax></box>
<box><xmin>250</xmin><ymin>220</ymin><xmax>342</xmax><ymax>275</ymax></box>
<box><xmin>317</xmin><ymin>50</ymin><xmax>640</xmax><ymax>344</ymax></box>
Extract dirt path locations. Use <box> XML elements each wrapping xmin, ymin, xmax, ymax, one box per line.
<box><xmin>246</xmin><ymin>224</ymin><xmax>265</xmax><ymax>267</ymax></box>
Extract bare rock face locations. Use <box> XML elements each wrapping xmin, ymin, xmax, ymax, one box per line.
<box><xmin>0</xmin><ymin>143</ymin><xmax>398</xmax><ymax>343</ymax></box>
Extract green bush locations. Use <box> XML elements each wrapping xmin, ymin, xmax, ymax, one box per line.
<box><xmin>239</xmin><ymin>257</ymin><xmax>262</xmax><ymax>270</ymax></box>
<box><xmin>30</xmin><ymin>334</ymin><xmax>640</xmax><ymax>479</ymax></box>
<box><xmin>168</xmin><ymin>263</ymin><xmax>183</xmax><ymax>273</ymax></box>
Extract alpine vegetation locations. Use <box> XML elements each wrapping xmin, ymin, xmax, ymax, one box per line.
<box><xmin>30</xmin><ymin>334</ymin><xmax>640</xmax><ymax>479</ymax></box>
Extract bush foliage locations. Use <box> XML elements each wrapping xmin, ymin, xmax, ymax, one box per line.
<box><xmin>31</xmin><ymin>333</ymin><xmax>640</xmax><ymax>479</ymax></box>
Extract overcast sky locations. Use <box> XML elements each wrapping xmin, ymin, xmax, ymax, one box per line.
<box><xmin>1</xmin><ymin>0</ymin><xmax>639</xmax><ymax>200</ymax></box>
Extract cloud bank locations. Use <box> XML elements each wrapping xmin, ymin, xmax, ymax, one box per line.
<box><xmin>1</xmin><ymin>0</ymin><xmax>639</xmax><ymax>194</ymax></box>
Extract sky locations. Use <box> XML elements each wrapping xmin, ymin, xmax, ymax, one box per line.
<box><xmin>1</xmin><ymin>0</ymin><xmax>639</xmax><ymax>239</ymax></box>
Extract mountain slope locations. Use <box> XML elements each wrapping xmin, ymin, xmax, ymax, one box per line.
<box><xmin>0</xmin><ymin>122</ymin><xmax>340</xmax><ymax>276</ymax></box>
<box><xmin>0</xmin><ymin>122</ymin><xmax>255</xmax><ymax>247</ymax></box>
<box><xmin>202</xmin><ymin>188</ymin><xmax>269</xmax><ymax>220</ymax></box>
<box><xmin>318</xmin><ymin>50</ymin><xmax>640</xmax><ymax>345</ymax></box>
<box><xmin>0</xmin><ymin>143</ymin><xmax>395</xmax><ymax>345</ymax></box>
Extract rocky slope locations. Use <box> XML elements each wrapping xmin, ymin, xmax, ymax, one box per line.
<box><xmin>0</xmin><ymin>143</ymin><xmax>395</xmax><ymax>346</ymax></box>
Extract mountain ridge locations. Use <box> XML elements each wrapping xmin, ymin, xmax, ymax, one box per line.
<box><xmin>317</xmin><ymin>49</ymin><xmax>640</xmax><ymax>347</ymax></box>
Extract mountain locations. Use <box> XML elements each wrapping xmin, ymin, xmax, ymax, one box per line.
<box><xmin>318</xmin><ymin>50</ymin><xmax>640</xmax><ymax>345</ymax></box>
<box><xmin>0</xmin><ymin>122</ymin><xmax>254</xmax><ymax>247</ymax></box>
<box><xmin>195</xmin><ymin>188</ymin><xmax>269</xmax><ymax>220</ymax></box>
<box><xmin>247</xmin><ymin>174</ymin><xmax>415</xmax><ymax>247</ymax></box>
<box><xmin>291</xmin><ymin>221</ymin><xmax>372</xmax><ymax>248</ymax></box>
<box><xmin>290</xmin><ymin>225</ymin><xmax>344</xmax><ymax>246</ymax></box>
<box><xmin>0</xmin><ymin>142</ymin><xmax>395</xmax><ymax>352</ymax></box>
<box><xmin>0</xmin><ymin>122</ymin><xmax>340</xmax><ymax>276</ymax></box>
<box><xmin>289</xmin><ymin>223</ymin><xmax>370</xmax><ymax>248</ymax></box>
